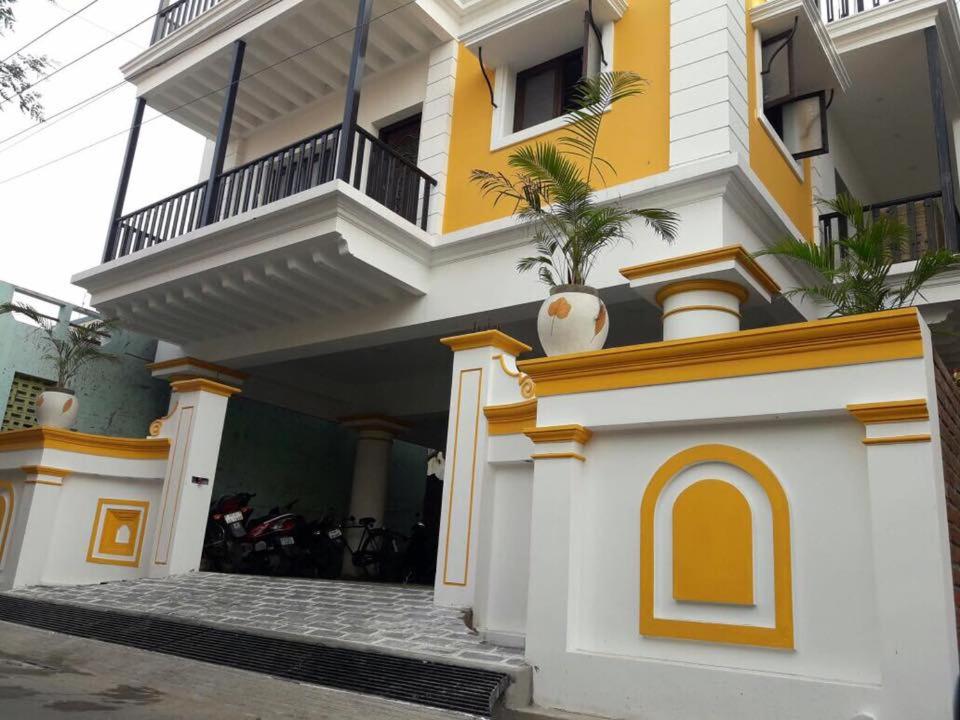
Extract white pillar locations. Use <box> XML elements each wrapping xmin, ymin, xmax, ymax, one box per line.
<box><xmin>434</xmin><ymin>330</ymin><xmax>533</xmax><ymax>608</ymax></box>
<box><xmin>658</xmin><ymin>279</ymin><xmax>746</xmax><ymax>340</ymax></box>
<box><xmin>848</xmin><ymin>401</ymin><xmax>959</xmax><ymax>717</ymax></box>
<box><xmin>1</xmin><ymin>466</ymin><xmax>68</xmax><ymax>588</ymax></box>
<box><xmin>149</xmin><ymin>378</ymin><xmax>240</xmax><ymax>577</ymax></box>
<box><xmin>340</xmin><ymin>416</ymin><xmax>405</xmax><ymax>575</ymax></box>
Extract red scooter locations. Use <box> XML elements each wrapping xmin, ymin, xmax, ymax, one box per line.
<box><xmin>242</xmin><ymin>499</ymin><xmax>308</xmax><ymax>576</ymax></box>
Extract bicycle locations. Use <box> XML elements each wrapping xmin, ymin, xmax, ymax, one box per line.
<box><xmin>319</xmin><ymin>515</ymin><xmax>405</xmax><ymax>581</ymax></box>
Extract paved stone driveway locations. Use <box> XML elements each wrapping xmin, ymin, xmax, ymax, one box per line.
<box><xmin>9</xmin><ymin>572</ymin><xmax>525</xmax><ymax>671</ymax></box>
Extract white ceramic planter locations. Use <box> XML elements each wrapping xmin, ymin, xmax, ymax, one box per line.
<box><xmin>35</xmin><ymin>389</ymin><xmax>79</xmax><ymax>429</ymax></box>
<box><xmin>537</xmin><ymin>285</ymin><xmax>609</xmax><ymax>356</ymax></box>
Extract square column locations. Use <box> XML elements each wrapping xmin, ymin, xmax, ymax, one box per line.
<box><xmin>1</xmin><ymin>466</ymin><xmax>69</xmax><ymax>589</ymax></box>
<box><xmin>435</xmin><ymin>330</ymin><xmax>532</xmax><ymax>608</ymax></box>
<box><xmin>149</xmin><ymin>378</ymin><xmax>240</xmax><ymax>577</ymax></box>
<box><xmin>523</xmin><ymin>426</ymin><xmax>592</xmax><ymax>666</ymax></box>
<box><xmin>848</xmin><ymin>399</ymin><xmax>959</xmax><ymax>717</ymax></box>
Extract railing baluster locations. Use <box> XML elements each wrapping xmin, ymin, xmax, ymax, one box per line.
<box><xmin>353</xmin><ymin>133</ymin><xmax>366</xmax><ymax>189</ymax></box>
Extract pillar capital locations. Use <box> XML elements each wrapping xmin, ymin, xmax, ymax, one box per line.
<box><xmin>148</xmin><ymin>357</ymin><xmax>247</xmax><ymax>386</ymax></box>
<box><xmin>620</xmin><ymin>245</ymin><xmax>781</xmax><ymax>340</ymax></box>
<box><xmin>440</xmin><ymin>330</ymin><xmax>532</xmax><ymax>357</ymax></box>
<box><xmin>339</xmin><ymin>415</ymin><xmax>408</xmax><ymax>438</ymax></box>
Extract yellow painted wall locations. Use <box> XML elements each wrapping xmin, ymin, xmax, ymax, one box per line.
<box><xmin>442</xmin><ymin>2</ymin><xmax>670</xmax><ymax>233</ymax></box>
<box><xmin>746</xmin><ymin>2</ymin><xmax>814</xmax><ymax>240</ymax></box>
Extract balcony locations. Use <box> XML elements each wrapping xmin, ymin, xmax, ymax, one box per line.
<box><xmin>817</xmin><ymin>0</ymin><xmax>899</xmax><ymax>24</ymax></box>
<box><xmin>819</xmin><ymin>191</ymin><xmax>953</xmax><ymax>263</ymax></box>
<box><xmin>104</xmin><ymin>124</ymin><xmax>436</xmax><ymax>262</ymax></box>
<box><xmin>152</xmin><ymin>0</ymin><xmax>226</xmax><ymax>44</ymax></box>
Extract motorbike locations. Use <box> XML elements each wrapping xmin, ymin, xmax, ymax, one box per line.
<box><xmin>242</xmin><ymin>499</ymin><xmax>309</xmax><ymax>576</ymax></box>
<box><xmin>202</xmin><ymin>492</ymin><xmax>257</xmax><ymax>572</ymax></box>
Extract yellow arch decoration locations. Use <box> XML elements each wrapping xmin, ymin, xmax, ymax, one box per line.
<box><xmin>640</xmin><ymin>445</ymin><xmax>794</xmax><ymax>649</ymax></box>
<box><xmin>673</xmin><ymin>480</ymin><xmax>754</xmax><ymax>606</ymax></box>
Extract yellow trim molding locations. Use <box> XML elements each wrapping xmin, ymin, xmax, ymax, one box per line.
<box><xmin>493</xmin><ymin>354</ymin><xmax>537</xmax><ymax>399</ymax></box>
<box><xmin>656</xmin><ymin>280</ymin><xmax>750</xmax><ymax>306</ymax></box>
<box><xmin>524</xmin><ymin>425</ymin><xmax>594</xmax><ymax>445</ymax></box>
<box><xmin>662</xmin><ymin>304</ymin><xmax>742</xmax><ymax>320</ymax></box>
<box><xmin>147</xmin><ymin>357</ymin><xmax>248</xmax><ymax>381</ymax></box>
<box><xmin>621</xmin><ymin>246</ymin><xmax>781</xmax><ymax>295</ymax></box>
<box><xmin>170</xmin><ymin>378</ymin><xmax>242</xmax><ymax>397</ymax></box>
<box><xmin>531</xmin><ymin>452</ymin><xmax>586</xmax><ymax>462</ymax></box>
<box><xmin>442</xmin><ymin>367</ymin><xmax>483</xmax><ymax>587</ymax></box>
<box><xmin>0</xmin><ymin>480</ymin><xmax>13</xmax><ymax>564</ymax></box>
<box><xmin>0</xmin><ymin>427</ymin><xmax>170</xmax><ymax>460</ymax></box>
<box><xmin>640</xmin><ymin>445</ymin><xmax>794</xmax><ymax>649</ymax></box>
<box><xmin>20</xmin><ymin>465</ymin><xmax>71</xmax><ymax>479</ymax></box>
<box><xmin>862</xmin><ymin>434</ymin><xmax>932</xmax><ymax>446</ymax></box>
<box><xmin>86</xmin><ymin>497</ymin><xmax>149</xmax><ymax>568</ymax></box>
<box><xmin>484</xmin><ymin>399</ymin><xmax>538</xmax><ymax>436</ymax></box>
<box><xmin>441</xmin><ymin>331</ymin><xmax>532</xmax><ymax>357</ymax></box>
<box><xmin>847</xmin><ymin>399</ymin><xmax>929</xmax><ymax>424</ymax></box>
<box><xmin>519</xmin><ymin>308</ymin><xmax>923</xmax><ymax>397</ymax></box>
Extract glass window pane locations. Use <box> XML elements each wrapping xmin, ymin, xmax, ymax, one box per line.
<box><xmin>518</xmin><ymin>69</ymin><xmax>558</xmax><ymax>130</ymax></box>
<box><xmin>781</xmin><ymin>95</ymin><xmax>826</xmax><ymax>157</ymax></box>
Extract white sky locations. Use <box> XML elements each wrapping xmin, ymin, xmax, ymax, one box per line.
<box><xmin>0</xmin><ymin>0</ymin><xmax>206</xmax><ymax>306</ymax></box>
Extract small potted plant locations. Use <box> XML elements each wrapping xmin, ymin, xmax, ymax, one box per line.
<box><xmin>0</xmin><ymin>302</ymin><xmax>117</xmax><ymax>429</ymax></box>
<box><xmin>471</xmin><ymin>71</ymin><xmax>679</xmax><ymax>356</ymax></box>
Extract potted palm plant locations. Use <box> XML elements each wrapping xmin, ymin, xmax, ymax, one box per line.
<box><xmin>755</xmin><ymin>194</ymin><xmax>960</xmax><ymax>315</ymax></box>
<box><xmin>471</xmin><ymin>71</ymin><xmax>679</xmax><ymax>356</ymax></box>
<box><xmin>0</xmin><ymin>301</ymin><xmax>117</xmax><ymax>429</ymax></box>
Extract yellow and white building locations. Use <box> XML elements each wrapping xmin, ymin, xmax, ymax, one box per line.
<box><xmin>0</xmin><ymin>0</ymin><xmax>958</xmax><ymax>717</ymax></box>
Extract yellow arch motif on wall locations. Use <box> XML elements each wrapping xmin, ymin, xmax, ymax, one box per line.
<box><xmin>673</xmin><ymin>479</ymin><xmax>754</xmax><ymax>606</ymax></box>
<box><xmin>640</xmin><ymin>445</ymin><xmax>794</xmax><ymax>649</ymax></box>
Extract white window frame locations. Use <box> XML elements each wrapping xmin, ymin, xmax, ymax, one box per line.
<box><xmin>489</xmin><ymin>21</ymin><xmax>615</xmax><ymax>152</ymax></box>
<box><xmin>753</xmin><ymin>29</ymin><xmax>804</xmax><ymax>182</ymax></box>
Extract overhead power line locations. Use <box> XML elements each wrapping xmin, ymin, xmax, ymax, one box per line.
<box><xmin>0</xmin><ymin>7</ymin><xmax>158</xmax><ymax>109</ymax></box>
<box><xmin>0</xmin><ymin>0</ymin><xmax>289</xmax><ymax>152</ymax></box>
<box><xmin>1</xmin><ymin>0</ymin><xmax>104</xmax><ymax>63</ymax></box>
<box><xmin>0</xmin><ymin>0</ymin><xmax>419</xmax><ymax>187</ymax></box>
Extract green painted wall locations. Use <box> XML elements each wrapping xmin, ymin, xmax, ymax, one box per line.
<box><xmin>214</xmin><ymin>396</ymin><xmax>429</xmax><ymax>530</ymax></box>
<box><xmin>0</xmin><ymin>281</ymin><xmax>170</xmax><ymax>438</ymax></box>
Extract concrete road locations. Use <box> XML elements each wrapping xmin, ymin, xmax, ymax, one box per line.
<box><xmin>0</xmin><ymin>620</ymin><xmax>479</xmax><ymax>719</ymax></box>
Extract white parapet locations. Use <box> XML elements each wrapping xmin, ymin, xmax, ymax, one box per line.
<box><xmin>453</xmin><ymin>307</ymin><xmax>959</xmax><ymax>719</ymax></box>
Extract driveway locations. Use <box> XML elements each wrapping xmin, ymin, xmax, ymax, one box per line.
<box><xmin>0</xmin><ymin>620</ymin><xmax>481</xmax><ymax>719</ymax></box>
<box><xmin>11</xmin><ymin>572</ymin><xmax>523</xmax><ymax>672</ymax></box>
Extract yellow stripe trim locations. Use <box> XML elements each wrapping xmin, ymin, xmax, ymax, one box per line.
<box><xmin>440</xmin><ymin>330</ymin><xmax>532</xmax><ymax>356</ymax></box>
<box><xmin>518</xmin><ymin>308</ymin><xmax>923</xmax><ymax>397</ymax></box>
<box><xmin>20</xmin><ymin>465</ymin><xmax>71</xmax><ymax>478</ymax></box>
<box><xmin>0</xmin><ymin>428</ymin><xmax>170</xmax><ymax>460</ymax></box>
<box><xmin>531</xmin><ymin>452</ymin><xmax>586</xmax><ymax>462</ymax></box>
<box><xmin>656</xmin><ymin>280</ymin><xmax>749</xmax><ymax>306</ymax></box>
<box><xmin>484</xmin><ymin>399</ymin><xmax>537</xmax><ymax>436</ymax></box>
<box><xmin>524</xmin><ymin>425</ymin><xmax>594</xmax><ymax>445</ymax></box>
<box><xmin>862</xmin><ymin>434</ymin><xmax>932</xmax><ymax>446</ymax></box>
<box><xmin>662</xmin><ymin>304</ymin><xmax>742</xmax><ymax>320</ymax></box>
<box><xmin>170</xmin><ymin>378</ymin><xmax>241</xmax><ymax>397</ymax></box>
<box><xmin>847</xmin><ymin>399</ymin><xmax>929</xmax><ymax>424</ymax></box>
<box><xmin>621</xmin><ymin>245</ymin><xmax>781</xmax><ymax>295</ymax></box>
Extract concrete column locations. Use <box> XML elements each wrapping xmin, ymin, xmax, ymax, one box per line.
<box><xmin>434</xmin><ymin>330</ymin><xmax>533</xmax><ymax>608</ymax></box>
<box><xmin>850</xmin><ymin>404</ymin><xmax>958</xmax><ymax>717</ymax></box>
<box><xmin>657</xmin><ymin>279</ymin><xmax>747</xmax><ymax>340</ymax></box>
<box><xmin>340</xmin><ymin>416</ymin><xmax>405</xmax><ymax>575</ymax></box>
<box><xmin>523</xmin><ymin>428</ymin><xmax>591</xmax><ymax>703</ymax></box>
<box><xmin>149</xmin><ymin>378</ymin><xmax>240</xmax><ymax>577</ymax></box>
<box><xmin>0</xmin><ymin>466</ymin><xmax>68</xmax><ymax>589</ymax></box>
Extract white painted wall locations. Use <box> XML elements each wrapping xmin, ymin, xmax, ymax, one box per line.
<box><xmin>234</xmin><ymin>54</ymin><xmax>430</xmax><ymax>167</ymax></box>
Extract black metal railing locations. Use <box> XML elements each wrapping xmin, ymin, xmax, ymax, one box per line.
<box><xmin>105</xmin><ymin>125</ymin><xmax>437</xmax><ymax>262</ymax></box>
<box><xmin>817</xmin><ymin>0</ymin><xmax>898</xmax><ymax>23</ymax></box>
<box><xmin>111</xmin><ymin>182</ymin><xmax>207</xmax><ymax>260</ymax></box>
<box><xmin>211</xmin><ymin>125</ymin><xmax>342</xmax><ymax>223</ymax></box>
<box><xmin>152</xmin><ymin>0</ymin><xmax>224</xmax><ymax>44</ymax></box>
<box><xmin>819</xmin><ymin>191</ymin><xmax>949</xmax><ymax>265</ymax></box>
